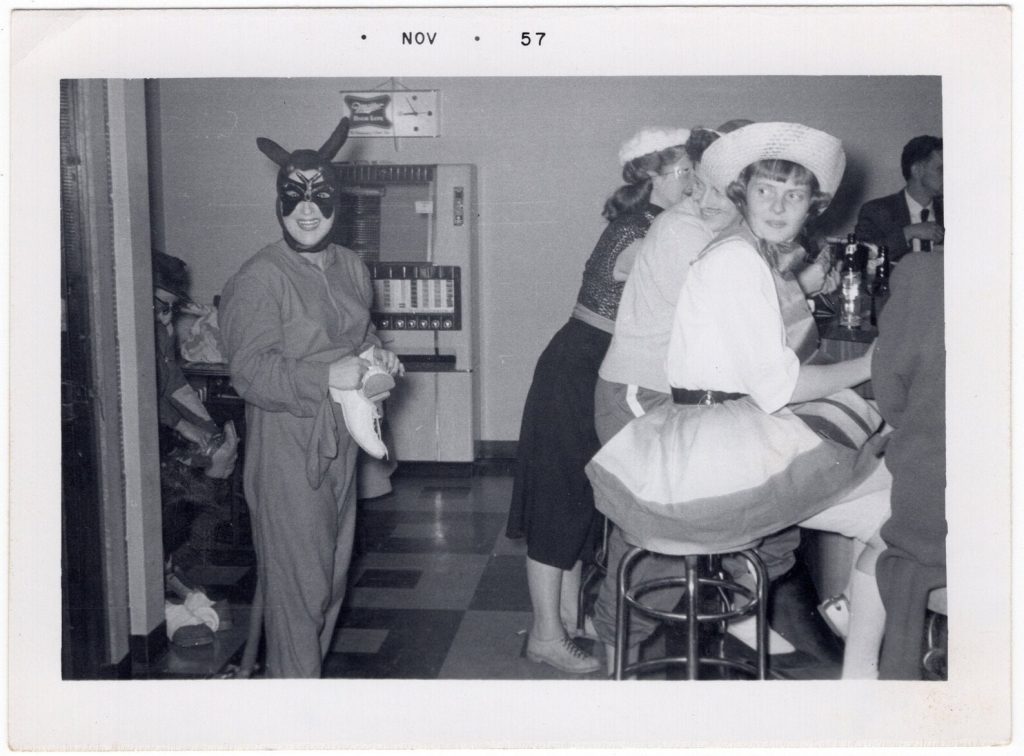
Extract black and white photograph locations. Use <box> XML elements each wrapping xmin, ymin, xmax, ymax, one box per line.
<box><xmin>7</xmin><ymin>4</ymin><xmax>1015</xmax><ymax>750</ymax></box>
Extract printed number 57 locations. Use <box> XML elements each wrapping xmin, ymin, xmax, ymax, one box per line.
<box><xmin>521</xmin><ymin>32</ymin><xmax>546</xmax><ymax>45</ymax></box>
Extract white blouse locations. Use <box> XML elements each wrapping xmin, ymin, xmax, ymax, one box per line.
<box><xmin>665</xmin><ymin>237</ymin><xmax>800</xmax><ymax>414</ymax></box>
<box><xmin>599</xmin><ymin>203</ymin><xmax>711</xmax><ymax>393</ymax></box>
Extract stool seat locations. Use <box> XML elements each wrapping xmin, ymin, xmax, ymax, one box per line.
<box><xmin>614</xmin><ymin>544</ymin><xmax>769</xmax><ymax>680</ymax></box>
<box><xmin>927</xmin><ymin>587</ymin><xmax>947</xmax><ymax>615</ymax></box>
<box><xmin>622</xmin><ymin>530</ymin><xmax>762</xmax><ymax>558</ymax></box>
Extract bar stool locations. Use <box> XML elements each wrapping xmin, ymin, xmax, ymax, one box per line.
<box><xmin>922</xmin><ymin>586</ymin><xmax>947</xmax><ymax>679</ymax></box>
<box><xmin>614</xmin><ymin>540</ymin><xmax>770</xmax><ymax>680</ymax></box>
<box><xmin>577</xmin><ymin>516</ymin><xmax>611</xmax><ymax>637</ymax></box>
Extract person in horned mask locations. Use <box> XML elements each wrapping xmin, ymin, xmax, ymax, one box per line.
<box><xmin>220</xmin><ymin>116</ymin><xmax>402</xmax><ymax>678</ymax></box>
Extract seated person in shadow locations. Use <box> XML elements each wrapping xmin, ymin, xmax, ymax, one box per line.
<box><xmin>152</xmin><ymin>251</ymin><xmax>239</xmax><ymax>570</ymax></box>
<box><xmin>871</xmin><ymin>250</ymin><xmax>946</xmax><ymax>679</ymax></box>
<box><xmin>855</xmin><ymin>135</ymin><xmax>943</xmax><ymax>263</ymax></box>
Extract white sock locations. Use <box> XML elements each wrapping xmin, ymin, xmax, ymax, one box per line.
<box><xmin>841</xmin><ymin>567</ymin><xmax>886</xmax><ymax>679</ymax></box>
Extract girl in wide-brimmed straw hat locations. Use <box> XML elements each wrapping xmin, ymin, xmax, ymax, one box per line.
<box><xmin>587</xmin><ymin>122</ymin><xmax>892</xmax><ymax>680</ymax></box>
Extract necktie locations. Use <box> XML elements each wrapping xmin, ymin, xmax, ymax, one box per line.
<box><xmin>921</xmin><ymin>208</ymin><xmax>931</xmax><ymax>251</ymax></box>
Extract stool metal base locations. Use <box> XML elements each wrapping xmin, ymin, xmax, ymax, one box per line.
<box><xmin>614</xmin><ymin>547</ymin><xmax>769</xmax><ymax>680</ymax></box>
<box><xmin>577</xmin><ymin>516</ymin><xmax>611</xmax><ymax>636</ymax></box>
<box><xmin>923</xmin><ymin>611</ymin><xmax>947</xmax><ymax>680</ymax></box>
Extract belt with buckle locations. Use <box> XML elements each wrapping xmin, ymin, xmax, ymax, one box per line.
<box><xmin>671</xmin><ymin>388</ymin><xmax>748</xmax><ymax>406</ymax></box>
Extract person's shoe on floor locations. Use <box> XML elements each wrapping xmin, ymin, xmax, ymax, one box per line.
<box><xmin>527</xmin><ymin>634</ymin><xmax>601</xmax><ymax>674</ymax></box>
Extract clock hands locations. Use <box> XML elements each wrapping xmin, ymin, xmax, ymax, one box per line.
<box><xmin>402</xmin><ymin>97</ymin><xmax>419</xmax><ymax>116</ymax></box>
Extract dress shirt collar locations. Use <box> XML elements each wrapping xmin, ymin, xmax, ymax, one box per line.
<box><xmin>903</xmin><ymin>188</ymin><xmax>933</xmax><ymax>222</ymax></box>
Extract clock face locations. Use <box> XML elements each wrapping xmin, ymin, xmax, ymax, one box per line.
<box><xmin>394</xmin><ymin>91</ymin><xmax>439</xmax><ymax>137</ymax></box>
<box><xmin>342</xmin><ymin>90</ymin><xmax>440</xmax><ymax>138</ymax></box>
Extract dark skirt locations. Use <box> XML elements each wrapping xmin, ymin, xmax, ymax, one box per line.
<box><xmin>506</xmin><ymin>317</ymin><xmax>611</xmax><ymax>570</ymax></box>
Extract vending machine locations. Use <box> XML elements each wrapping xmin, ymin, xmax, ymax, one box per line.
<box><xmin>332</xmin><ymin>163</ymin><xmax>478</xmax><ymax>462</ymax></box>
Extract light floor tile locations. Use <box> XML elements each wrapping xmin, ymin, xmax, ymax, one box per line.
<box><xmin>330</xmin><ymin>627</ymin><xmax>390</xmax><ymax>654</ymax></box>
<box><xmin>348</xmin><ymin>551</ymin><xmax>489</xmax><ymax>610</ymax></box>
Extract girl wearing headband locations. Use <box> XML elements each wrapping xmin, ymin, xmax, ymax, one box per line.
<box><xmin>506</xmin><ymin>127</ymin><xmax>696</xmax><ymax>674</ymax></box>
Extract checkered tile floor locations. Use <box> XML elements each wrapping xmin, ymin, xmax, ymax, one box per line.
<box><xmin>323</xmin><ymin>474</ymin><xmax>607</xmax><ymax>680</ymax></box>
<box><xmin>156</xmin><ymin>471</ymin><xmax>849</xmax><ymax>680</ymax></box>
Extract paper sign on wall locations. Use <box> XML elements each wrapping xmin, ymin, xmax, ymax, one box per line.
<box><xmin>341</xmin><ymin>90</ymin><xmax>441</xmax><ymax>138</ymax></box>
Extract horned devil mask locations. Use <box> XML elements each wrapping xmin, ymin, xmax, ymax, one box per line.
<box><xmin>256</xmin><ymin>117</ymin><xmax>350</xmax><ymax>254</ymax></box>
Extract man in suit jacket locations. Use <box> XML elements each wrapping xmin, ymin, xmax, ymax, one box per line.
<box><xmin>855</xmin><ymin>135</ymin><xmax>944</xmax><ymax>262</ymax></box>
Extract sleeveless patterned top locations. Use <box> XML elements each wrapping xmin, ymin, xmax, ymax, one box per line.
<box><xmin>575</xmin><ymin>203</ymin><xmax>661</xmax><ymax>323</ymax></box>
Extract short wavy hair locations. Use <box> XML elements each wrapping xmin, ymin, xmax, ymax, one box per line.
<box><xmin>725</xmin><ymin>159</ymin><xmax>832</xmax><ymax>221</ymax></box>
<box><xmin>900</xmin><ymin>135</ymin><xmax>942</xmax><ymax>180</ymax></box>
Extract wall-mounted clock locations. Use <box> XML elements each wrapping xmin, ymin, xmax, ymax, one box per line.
<box><xmin>341</xmin><ymin>89</ymin><xmax>440</xmax><ymax>138</ymax></box>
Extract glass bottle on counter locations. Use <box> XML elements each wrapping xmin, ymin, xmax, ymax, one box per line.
<box><xmin>839</xmin><ymin>233</ymin><xmax>862</xmax><ymax>328</ymax></box>
<box><xmin>872</xmin><ymin>245</ymin><xmax>890</xmax><ymax>296</ymax></box>
<box><xmin>869</xmin><ymin>245</ymin><xmax>890</xmax><ymax>327</ymax></box>
<box><xmin>841</xmin><ymin>233</ymin><xmax>859</xmax><ymax>274</ymax></box>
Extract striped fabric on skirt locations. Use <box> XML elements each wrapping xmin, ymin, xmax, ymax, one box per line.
<box><xmin>584</xmin><ymin>388</ymin><xmax>884</xmax><ymax>555</ymax></box>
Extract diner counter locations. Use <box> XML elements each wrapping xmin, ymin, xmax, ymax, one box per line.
<box><xmin>815</xmin><ymin>289</ymin><xmax>882</xmax><ymax>363</ymax></box>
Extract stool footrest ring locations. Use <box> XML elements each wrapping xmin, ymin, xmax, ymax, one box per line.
<box><xmin>623</xmin><ymin>655</ymin><xmax>762</xmax><ymax>680</ymax></box>
<box><xmin>614</xmin><ymin>546</ymin><xmax>769</xmax><ymax>681</ymax></box>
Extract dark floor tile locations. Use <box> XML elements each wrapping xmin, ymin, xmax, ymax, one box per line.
<box><xmin>181</xmin><ymin>564</ymin><xmax>257</xmax><ymax>605</ymax></box>
<box><xmin>347</xmin><ymin>552</ymin><xmax>488</xmax><ymax>610</ymax></box>
<box><xmin>394</xmin><ymin>462</ymin><xmax>473</xmax><ymax>479</ymax></box>
<box><xmin>420</xmin><ymin>485</ymin><xmax>472</xmax><ymax>499</ymax></box>
<box><xmin>356</xmin><ymin>510</ymin><xmax>506</xmax><ymax>555</ymax></box>
<box><xmin>355</xmin><ymin>568</ymin><xmax>422</xmax><ymax>589</ymax></box>
<box><xmin>323</xmin><ymin>607</ymin><xmax>463</xmax><ymax>679</ymax></box>
<box><xmin>468</xmin><ymin>554</ymin><xmax>531</xmax><ymax>612</ymax></box>
<box><xmin>473</xmin><ymin>458</ymin><xmax>517</xmax><ymax>477</ymax></box>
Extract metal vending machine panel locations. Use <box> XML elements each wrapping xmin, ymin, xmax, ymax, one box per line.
<box><xmin>333</xmin><ymin>164</ymin><xmax>478</xmax><ymax>462</ymax></box>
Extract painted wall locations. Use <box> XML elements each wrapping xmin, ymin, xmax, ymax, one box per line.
<box><xmin>150</xmin><ymin>76</ymin><xmax>941</xmax><ymax>442</ymax></box>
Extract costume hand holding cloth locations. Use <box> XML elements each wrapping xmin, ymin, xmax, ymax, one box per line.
<box><xmin>586</xmin><ymin>222</ymin><xmax>884</xmax><ymax>554</ymax></box>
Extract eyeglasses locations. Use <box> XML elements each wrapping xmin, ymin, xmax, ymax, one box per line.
<box><xmin>660</xmin><ymin>164</ymin><xmax>693</xmax><ymax>180</ymax></box>
<box><xmin>153</xmin><ymin>297</ymin><xmax>180</xmax><ymax>316</ymax></box>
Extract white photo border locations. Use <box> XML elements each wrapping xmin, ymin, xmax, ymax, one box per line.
<box><xmin>6</xmin><ymin>4</ymin><xmax>1016</xmax><ymax>751</ymax></box>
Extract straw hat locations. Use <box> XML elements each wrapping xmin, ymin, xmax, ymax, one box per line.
<box><xmin>618</xmin><ymin>127</ymin><xmax>691</xmax><ymax>166</ymax></box>
<box><xmin>699</xmin><ymin>122</ymin><xmax>846</xmax><ymax>198</ymax></box>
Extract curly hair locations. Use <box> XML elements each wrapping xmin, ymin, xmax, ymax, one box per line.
<box><xmin>602</xmin><ymin>143</ymin><xmax>690</xmax><ymax>221</ymax></box>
